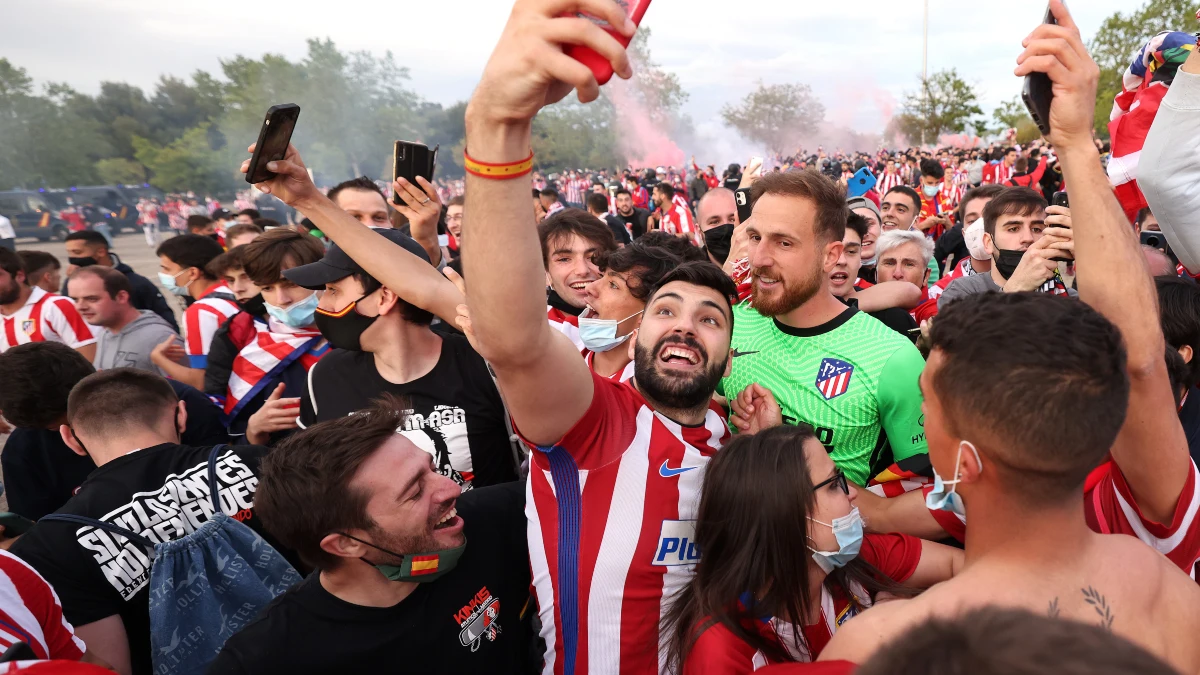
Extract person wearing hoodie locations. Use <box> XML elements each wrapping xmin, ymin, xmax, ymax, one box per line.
<box><xmin>66</xmin><ymin>266</ymin><xmax>186</xmax><ymax>375</ymax></box>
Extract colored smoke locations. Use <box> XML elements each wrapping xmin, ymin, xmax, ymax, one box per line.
<box><xmin>608</xmin><ymin>78</ymin><xmax>685</xmax><ymax>169</ymax></box>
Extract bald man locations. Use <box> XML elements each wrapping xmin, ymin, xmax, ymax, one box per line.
<box><xmin>696</xmin><ymin>187</ymin><xmax>738</xmax><ymax>266</ymax></box>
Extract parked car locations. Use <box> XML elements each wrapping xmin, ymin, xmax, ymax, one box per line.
<box><xmin>48</xmin><ymin>186</ymin><xmax>141</xmax><ymax>233</ymax></box>
<box><xmin>0</xmin><ymin>190</ymin><xmax>70</xmax><ymax>241</ymax></box>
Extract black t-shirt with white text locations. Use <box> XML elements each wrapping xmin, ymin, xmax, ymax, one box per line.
<box><xmin>10</xmin><ymin>443</ymin><xmax>284</xmax><ymax>675</ymax></box>
<box><xmin>207</xmin><ymin>482</ymin><xmax>535</xmax><ymax>675</ymax></box>
<box><xmin>299</xmin><ymin>335</ymin><xmax>517</xmax><ymax>489</ymax></box>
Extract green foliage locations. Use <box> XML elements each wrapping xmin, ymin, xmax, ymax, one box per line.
<box><xmin>893</xmin><ymin>69</ymin><xmax>983</xmax><ymax>145</ymax></box>
<box><xmin>132</xmin><ymin>124</ymin><xmax>233</xmax><ymax>195</ymax></box>
<box><xmin>991</xmin><ymin>95</ymin><xmax>1040</xmax><ymax>144</ymax></box>
<box><xmin>94</xmin><ymin>158</ymin><xmax>147</xmax><ymax>185</ymax></box>
<box><xmin>720</xmin><ymin>81</ymin><xmax>825</xmax><ymax>154</ymax></box>
<box><xmin>1089</xmin><ymin>0</ymin><xmax>1197</xmax><ymax>138</ymax></box>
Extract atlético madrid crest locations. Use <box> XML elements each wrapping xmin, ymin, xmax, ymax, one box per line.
<box><xmin>21</xmin><ymin>319</ymin><xmax>34</xmax><ymax>336</ymax></box>
<box><xmin>815</xmin><ymin>358</ymin><xmax>854</xmax><ymax>400</ymax></box>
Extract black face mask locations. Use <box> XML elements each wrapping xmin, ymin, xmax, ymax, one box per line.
<box><xmin>68</xmin><ymin>256</ymin><xmax>98</xmax><ymax>268</ymax></box>
<box><xmin>703</xmin><ymin>223</ymin><xmax>735</xmax><ymax>265</ymax></box>
<box><xmin>237</xmin><ymin>294</ymin><xmax>267</xmax><ymax>318</ymax></box>
<box><xmin>315</xmin><ymin>293</ymin><xmax>379</xmax><ymax>351</ymax></box>
<box><xmin>993</xmin><ymin>249</ymin><xmax>1026</xmax><ymax>279</ymax></box>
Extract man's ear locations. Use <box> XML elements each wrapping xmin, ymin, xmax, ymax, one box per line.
<box><xmin>724</xmin><ymin>349</ymin><xmax>733</xmax><ymax>378</ymax></box>
<box><xmin>983</xmin><ymin>231</ymin><xmax>996</xmax><ymax>257</ymax></box>
<box><xmin>320</xmin><ymin>532</ymin><xmax>369</xmax><ymax>562</ymax></box>
<box><xmin>627</xmin><ymin>328</ymin><xmax>639</xmax><ymax>361</ymax></box>
<box><xmin>61</xmin><ymin>424</ymin><xmax>88</xmax><ymax>457</ymax></box>
<box><xmin>375</xmin><ymin>287</ymin><xmax>401</xmax><ymax>316</ymax></box>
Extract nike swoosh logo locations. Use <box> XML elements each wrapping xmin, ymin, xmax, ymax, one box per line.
<box><xmin>659</xmin><ymin>460</ymin><xmax>698</xmax><ymax>478</ymax></box>
<box><xmin>731</xmin><ymin>349</ymin><xmax>759</xmax><ymax>358</ymax></box>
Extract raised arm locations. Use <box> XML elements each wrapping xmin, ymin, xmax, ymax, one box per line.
<box><xmin>1018</xmin><ymin>0</ymin><xmax>1188</xmax><ymax>523</ymax></box>
<box><xmin>460</xmin><ymin>0</ymin><xmax>635</xmax><ymax>445</ymax></box>
<box><xmin>1140</xmin><ymin>48</ymin><xmax>1200</xmax><ymax>272</ymax></box>
<box><xmin>239</xmin><ymin>147</ymin><xmax>464</xmax><ymax>325</ymax></box>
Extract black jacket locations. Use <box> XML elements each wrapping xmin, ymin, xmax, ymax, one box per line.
<box><xmin>616</xmin><ymin>208</ymin><xmax>651</xmax><ymax>240</ymax></box>
<box><xmin>933</xmin><ymin>225</ymin><xmax>970</xmax><ymax>275</ymax></box>
<box><xmin>603</xmin><ymin>214</ymin><xmax>632</xmax><ymax>245</ymax></box>
<box><xmin>63</xmin><ymin>256</ymin><xmax>177</xmax><ymax>330</ymax></box>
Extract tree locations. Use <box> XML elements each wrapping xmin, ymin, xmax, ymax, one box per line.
<box><xmin>893</xmin><ymin>69</ymin><xmax>983</xmax><ymax>145</ymax></box>
<box><xmin>133</xmin><ymin>123</ymin><xmax>233</xmax><ymax>195</ymax></box>
<box><xmin>991</xmin><ymin>96</ymin><xmax>1040</xmax><ymax>144</ymax></box>
<box><xmin>1089</xmin><ymin>0</ymin><xmax>1196</xmax><ymax>137</ymax></box>
<box><xmin>720</xmin><ymin>81</ymin><xmax>825</xmax><ymax>155</ymax></box>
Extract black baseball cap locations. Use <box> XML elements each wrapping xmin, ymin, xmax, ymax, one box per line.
<box><xmin>283</xmin><ymin>228</ymin><xmax>431</xmax><ymax>290</ymax></box>
<box><xmin>212</xmin><ymin>208</ymin><xmax>234</xmax><ymax>220</ymax></box>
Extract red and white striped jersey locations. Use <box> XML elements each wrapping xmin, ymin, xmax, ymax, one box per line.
<box><xmin>0</xmin><ymin>550</ymin><xmax>85</xmax><ymax>660</ymax></box>
<box><xmin>526</xmin><ymin>372</ymin><xmax>730</xmax><ymax>675</ymax></box>
<box><xmin>926</xmin><ymin>460</ymin><xmax>1200</xmax><ymax>581</ymax></box>
<box><xmin>661</xmin><ymin>203</ymin><xmax>698</xmax><ymax>243</ymax></box>
<box><xmin>183</xmin><ymin>282</ymin><xmax>240</xmax><ymax>368</ymax></box>
<box><xmin>583</xmin><ymin>350</ymin><xmax>636</xmax><ymax>382</ymax></box>
<box><xmin>682</xmin><ymin>534</ymin><xmax>921</xmax><ymax>673</ymax></box>
<box><xmin>876</xmin><ymin>172</ymin><xmax>904</xmax><ymax>195</ymax></box>
<box><xmin>564</xmin><ymin>178</ymin><xmax>589</xmax><ymax>205</ymax></box>
<box><xmin>548</xmin><ymin>306</ymin><xmax>584</xmax><ymax>351</ymax></box>
<box><xmin>0</xmin><ymin>287</ymin><xmax>94</xmax><ymax>353</ymax></box>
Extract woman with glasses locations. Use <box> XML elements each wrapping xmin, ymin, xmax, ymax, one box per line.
<box><xmin>663</xmin><ymin>425</ymin><xmax>963</xmax><ymax>674</ymax></box>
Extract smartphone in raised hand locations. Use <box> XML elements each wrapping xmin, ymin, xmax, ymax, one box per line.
<box><xmin>564</xmin><ymin>0</ymin><xmax>653</xmax><ymax>85</ymax></box>
<box><xmin>245</xmin><ymin>104</ymin><xmax>301</xmax><ymax>184</ymax></box>
<box><xmin>392</xmin><ymin>141</ymin><xmax>439</xmax><ymax>205</ymax></box>
<box><xmin>1021</xmin><ymin>4</ymin><xmax>1057</xmax><ymax>137</ymax></box>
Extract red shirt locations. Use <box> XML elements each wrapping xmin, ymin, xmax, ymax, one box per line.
<box><xmin>682</xmin><ymin>534</ymin><xmax>921</xmax><ymax>674</ymax></box>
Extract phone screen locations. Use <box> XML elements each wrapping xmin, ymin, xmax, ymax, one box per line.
<box><xmin>247</xmin><ymin>105</ymin><xmax>300</xmax><ymax>184</ymax></box>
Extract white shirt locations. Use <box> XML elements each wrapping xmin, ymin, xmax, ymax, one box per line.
<box><xmin>0</xmin><ymin>216</ymin><xmax>14</xmax><ymax>240</ymax></box>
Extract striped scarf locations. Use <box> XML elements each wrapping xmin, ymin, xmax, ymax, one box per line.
<box><xmin>224</xmin><ymin>318</ymin><xmax>328</xmax><ymax>421</ymax></box>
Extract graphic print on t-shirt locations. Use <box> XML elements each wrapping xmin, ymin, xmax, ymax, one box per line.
<box><xmin>399</xmin><ymin>404</ymin><xmax>472</xmax><ymax>489</ymax></box>
<box><xmin>455</xmin><ymin>585</ymin><xmax>502</xmax><ymax>652</ymax></box>
<box><xmin>71</xmin><ymin>453</ymin><xmax>258</xmax><ymax>600</ymax></box>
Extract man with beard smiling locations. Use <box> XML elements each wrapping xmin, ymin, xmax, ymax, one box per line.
<box><xmin>722</xmin><ymin>170</ymin><xmax>930</xmax><ymax>494</ymax></box>
<box><xmin>456</xmin><ymin>6</ymin><xmax>740</xmax><ymax>669</ymax></box>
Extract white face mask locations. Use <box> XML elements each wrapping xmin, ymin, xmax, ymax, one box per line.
<box><xmin>965</xmin><ymin>218</ymin><xmax>990</xmax><ymax>261</ymax></box>
<box><xmin>923</xmin><ymin>184</ymin><xmax>941</xmax><ymax>198</ymax></box>
<box><xmin>578</xmin><ymin>309</ymin><xmax>642</xmax><ymax>352</ymax></box>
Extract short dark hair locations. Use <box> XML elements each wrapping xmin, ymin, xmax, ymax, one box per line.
<box><xmin>857</xmin><ymin>606</ymin><xmax>1176</xmax><ymax>675</ymax></box>
<box><xmin>1014</xmin><ymin>157</ymin><xmax>1029</xmax><ymax>173</ymax></box>
<box><xmin>224</xmin><ymin>222</ymin><xmax>263</xmax><ymax>244</ymax></box>
<box><xmin>539</xmin><ymin>187</ymin><xmax>560</xmax><ymax>201</ymax></box>
<box><xmin>930</xmin><ymin>292</ymin><xmax>1128</xmax><ymax>504</ymax></box>
<box><xmin>1136</xmin><ymin>207</ymin><xmax>1155</xmax><ymax>226</ymax></box>
<box><xmin>614</xmin><ymin>187</ymin><xmax>632</xmax><ymax>198</ymax></box>
<box><xmin>845</xmin><ymin>212</ymin><xmax>869</xmax><ymax>241</ymax></box>
<box><xmin>595</xmin><ymin>242</ymin><xmax>685</xmax><ymax>302</ymax></box>
<box><xmin>447</xmin><ymin>195</ymin><xmax>465</xmax><ymax>208</ymax></box>
<box><xmin>206</xmin><ymin>247</ymin><xmax>248</xmax><ymax>279</ymax></box>
<box><xmin>983</xmin><ymin>187</ymin><xmax>1047</xmax><ymax>237</ymax></box>
<box><xmin>750</xmin><ymin>170</ymin><xmax>848</xmax><ymax>245</ymax></box>
<box><xmin>885</xmin><ymin>185</ymin><xmax>922</xmax><ymax>212</ymax></box>
<box><xmin>0</xmin><ymin>342</ymin><xmax>95</xmax><ymax>428</ymax></box>
<box><xmin>252</xmin><ymin>217</ymin><xmax>281</xmax><ymax>230</ymax></box>
<box><xmin>648</xmin><ymin>260</ymin><xmax>739</xmax><ymax>324</ymax></box>
<box><xmin>64</xmin><ymin>231</ymin><xmax>110</xmax><ymax>250</ymax></box>
<box><xmin>1158</xmin><ymin>276</ymin><xmax>1200</xmax><ymax>389</ymax></box>
<box><xmin>537</xmin><ymin>208</ymin><xmax>618</xmax><ymax>268</ymax></box>
<box><xmin>241</xmin><ymin>228</ymin><xmax>326</xmax><ymax>287</ymax></box>
<box><xmin>919</xmin><ymin>158</ymin><xmax>945</xmax><ymax>180</ymax></box>
<box><xmin>327</xmin><ymin>176</ymin><xmax>386</xmax><ymax>206</ymax></box>
<box><xmin>17</xmin><ymin>251</ymin><xmax>59</xmax><ymax>284</ymax></box>
<box><xmin>0</xmin><ymin>248</ymin><xmax>20</xmax><ymax>279</ymax></box>
<box><xmin>237</xmin><ymin>208</ymin><xmax>261</xmax><ymax>219</ymax></box>
<box><xmin>958</xmin><ymin>184</ymin><xmax>1007</xmax><ymax>224</ymax></box>
<box><xmin>186</xmin><ymin>215</ymin><xmax>214</xmax><ymax>232</ymax></box>
<box><xmin>638</xmin><ymin>231</ymin><xmax>708</xmax><ymax>263</ymax></box>
<box><xmin>156</xmin><ymin>234</ymin><xmax>225</xmax><ymax>281</ymax></box>
<box><xmin>653</xmin><ymin>183</ymin><xmax>675</xmax><ymax>200</ymax></box>
<box><xmin>67</xmin><ymin>368</ymin><xmax>179</xmax><ymax>439</ymax></box>
<box><xmin>1004</xmin><ymin>146</ymin><xmax>1018</xmax><ymax>155</ymax></box>
<box><xmin>68</xmin><ymin>265</ymin><xmax>132</xmax><ymax>301</ymax></box>
<box><xmin>258</xmin><ymin>395</ymin><xmax>410</xmax><ymax>570</ymax></box>
<box><xmin>586</xmin><ymin>192</ymin><xmax>609</xmax><ymax>213</ymax></box>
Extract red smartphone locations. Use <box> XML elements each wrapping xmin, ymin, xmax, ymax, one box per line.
<box><xmin>563</xmin><ymin>0</ymin><xmax>653</xmax><ymax>85</ymax></box>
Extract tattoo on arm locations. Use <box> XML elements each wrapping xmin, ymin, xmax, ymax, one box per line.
<box><xmin>1047</xmin><ymin>597</ymin><xmax>1059</xmax><ymax>619</ymax></box>
<box><xmin>1081</xmin><ymin>586</ymin><xmax>1115</xmax><ymax>630</ymax></box>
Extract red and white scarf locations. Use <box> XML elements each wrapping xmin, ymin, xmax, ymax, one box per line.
<box><xmin>224</xmin><ymin>318</ymin><xmax>328</xmax><ymax>420</ymax></box>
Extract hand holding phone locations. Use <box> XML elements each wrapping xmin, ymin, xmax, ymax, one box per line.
<box><xmin>564</xmin><ymin>0</ymin><xmax>652</xmax><ymax>85</ymax></box>
<box><xmin>246</xmin><ymin>104</ymin><xmax>301</xmax><ymax>184</ymax></box>
<box><xmin>393</xmin><ymin>141</ymin><xmax>438</xmax><ymax>206</ymax></box>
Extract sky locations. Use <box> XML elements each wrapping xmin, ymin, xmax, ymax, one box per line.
<box><xmin>4</xmin><ymin>0</ymin><xmax>1133</xmax><ymax>151</ymax></box>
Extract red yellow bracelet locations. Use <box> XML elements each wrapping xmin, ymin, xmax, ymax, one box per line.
<box><xmin>463</xmin><ymin>149</ymin><xmax>534</xmax><ymax>180</ymax></box>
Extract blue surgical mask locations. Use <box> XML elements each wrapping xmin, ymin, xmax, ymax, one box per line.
<box><xmin>925</xmin><ymin>441</ymin><xmax>981</xmax><ymax>519</ymax></box>
<box><xmin>265</xmin><ymin>292</ymin><xmax>319</xmax><ymax>328</ymax></box>
<box><xmin>578</xmin><ymin>309</ymin><xmax>642</xmax><ymax>352</ymax></box>
<box><xmin>923</xmin><ymin>184</ymin><xmax>941</xmax><ymax>198</ymax></box>
<box><xmin>158</xmin><ymin>269</ymin><xmax>191</xmax><ymax>296</ymax></box>
<box><xmin>807</xmin><ymin>507</ymin><xmax>864</xmax><ymax>574</ymax></box>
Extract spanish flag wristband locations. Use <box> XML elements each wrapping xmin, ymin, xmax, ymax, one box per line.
<box><xmin>463</xmin><ymin>149</ymin><xmax>534</xmax><ymax>180</ymax></box>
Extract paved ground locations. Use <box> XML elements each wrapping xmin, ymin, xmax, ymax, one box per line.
<box><xmin>16</xmin><ymin>228</ymin><xmax>187</xmax><ymax>323</ymax></box>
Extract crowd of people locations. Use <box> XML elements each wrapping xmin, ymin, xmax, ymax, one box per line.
<box><xmin>0</xmin><ymin>0</ymin><xmax>1198</xmax><ymax>674</ymax></box>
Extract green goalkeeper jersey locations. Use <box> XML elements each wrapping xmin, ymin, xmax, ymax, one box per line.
<box><xmin>720</xmin><ymin>303</ymin><xmax>931</xmax><ymax>486</ymax></box>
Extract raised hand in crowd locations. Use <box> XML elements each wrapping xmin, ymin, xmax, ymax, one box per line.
<box><xmin>245</xmin><ymin>382</ymin><xmax>301</xmax><ymax>445</ymax></box>
<box><xmin>392</xmin><ymin>175</ymin><xmax>445</xmax><ymax>266</ymax></box>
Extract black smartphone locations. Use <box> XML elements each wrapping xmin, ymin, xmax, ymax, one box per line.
<box><xmin>245</xmin><ymin>104</ymin><xmax>301</xmax><ymax>184</ymax></box>
<box><xmin>393</xmin><ymin>141</ymin><xmax>439</xmax><ymax>205</ymax></box>
<box><xmin>0</xmin><ymin>642</ymin><xmax>36</xmax><ymax>663</ymax></box>
<box><xmin>1049</xmin><ymin>191</ymin><xmax>1071</xmax><ymax>261</ymax></box>
<box><xmin>1141</xmin><ymin>230</ymin><xmax>1168</xmax><ymax>251</ymax></box>
<box><xmin>0</xmin><ymin>512</ymin><xmax>36</xmax><ymax>538</ymax></box>
<box><xmin>734</xmin><ymin>187</ymin><xmax>753</xmax><ymax>224</ymax></box>
<box><xmin>1022</xmin><ymin>5</ymin><xmax>1056</xmax><ymax>137</ymax></box>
